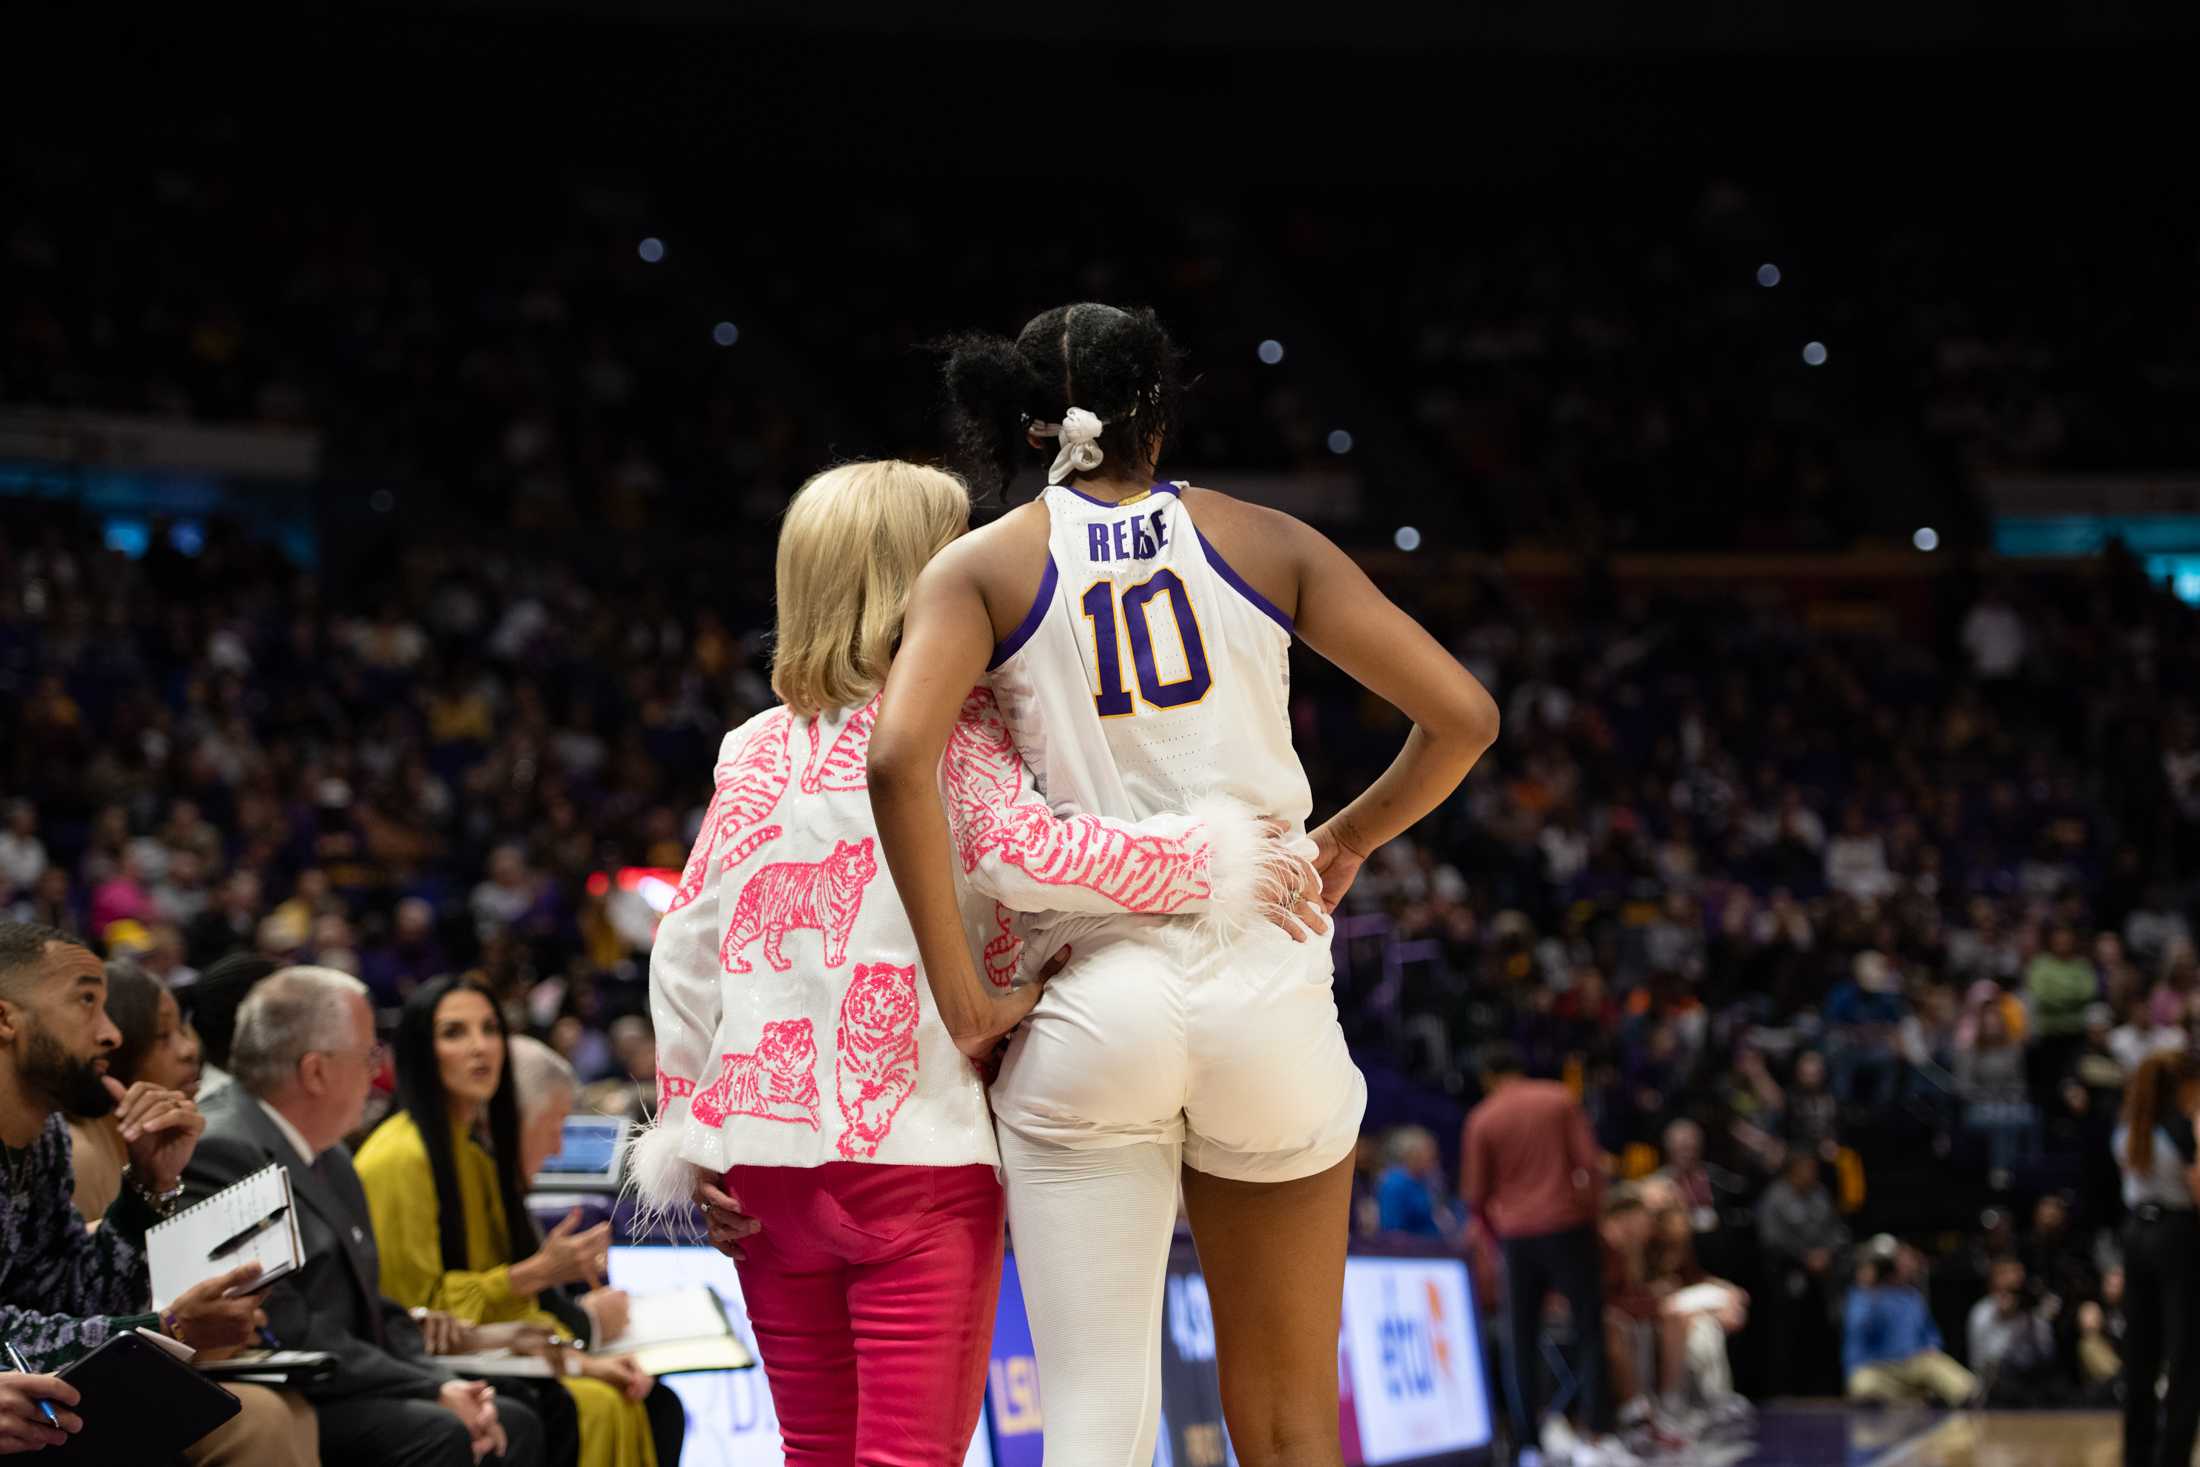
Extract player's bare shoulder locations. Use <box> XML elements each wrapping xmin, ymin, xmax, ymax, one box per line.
<box><xmin>1176</xmin><ymin>484</ymin><xmax>1312</xmax><ymax>608</ymax></box>
<box><xmin>927</xmin><ymin>498</ymin><xmax>1054</xmax><ymax>636</ymax></box>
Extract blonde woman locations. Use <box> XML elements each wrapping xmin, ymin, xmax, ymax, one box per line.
<box><xmin>631</xmin><ymin>460</ymin><xmax>1312</xmax><ymax>1466</ymax></box>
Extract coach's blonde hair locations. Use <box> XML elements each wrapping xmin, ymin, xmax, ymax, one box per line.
<box><xmin>771</xmin><ymin>460</ymin><xmax>971</xmax><ymax>718</ymax></box>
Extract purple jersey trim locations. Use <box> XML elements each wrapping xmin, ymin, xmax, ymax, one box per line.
<box><xmin>989</xmin><ymin>553</ymin><xmax>1060</xmax><ymax>670</ymax></box>
<box><xmin>1194</xmin><ymin>526</ymin><xmax>1294</xmax><ymax>635</ymax></box>
<box><xmin>1055</xmin><ymin>481</ymin><xmax>1177</xmax><ymax>508</ymax></box>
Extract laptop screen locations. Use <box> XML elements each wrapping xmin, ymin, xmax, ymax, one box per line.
<box><xmin>538</xmin><ymin>1115</ymin><xmax>626</xmax><ymax>1182</ymax></box>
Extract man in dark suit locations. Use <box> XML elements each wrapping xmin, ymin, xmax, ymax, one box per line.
<box><xmin>181</xmin><ymin>965</ymin><xmax>547</xmax><ymax>1467</ymax></box>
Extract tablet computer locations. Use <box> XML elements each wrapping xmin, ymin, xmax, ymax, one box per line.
<box><xmin>532</xmin><ymin>1114</ymin><xmax>631</xmax><ymax>1192</ymax></box>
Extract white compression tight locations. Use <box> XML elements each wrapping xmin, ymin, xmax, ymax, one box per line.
<box><xmin>996</xmin><ymin>1124</ymin><xmax>1185</xmax><ymax>1467</ymax></box>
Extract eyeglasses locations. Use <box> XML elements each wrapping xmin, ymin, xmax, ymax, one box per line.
<box><xmin>313</xmin><ymin>1042</ymin><xmax>388</xmax><ymax>1069</ymax></box>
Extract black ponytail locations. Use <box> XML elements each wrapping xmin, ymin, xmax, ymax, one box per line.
<box><xmin>941</xmin><ymin>303</ymin><xmax>1189</xmax><ymax>498</ymax></box>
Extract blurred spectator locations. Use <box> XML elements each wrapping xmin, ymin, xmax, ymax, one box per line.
<box><xmin>1966</xmin><ymin>1257</ymin><xmax>2058</xmax><ymax>1405</ymax></box>
<box><xmin>575</xmin><ymin>1016</ymin><xmax>653</xmax><ymax>1122</ymax></box>
<box><xmin>1824</xmin><ymin>808</ymin><xmax>1896</xmax><ymax>903</ymax></box>
<box><xmin>187</xmin><ymin>870</ymin><xmax>265</xmax><ymax>969</ymax></box>
<box><xmin>359</xmin><ymin>897</ymin><xmax>450</xmax><ymax>1004</ymax></box>
<box><xmin>1825</xmin><ymin>951</ymin><xmax>1906</xmax><ymax>1110</ymax></box>
<box><xmin>0</xmin><ymin>801</ymin><xmax>47</xmax><ymax>899</ymax></box>
<box><xmin>1781</xmin><ymin>1052</ymin><xmax>1841</xmax><ymax>1163</ymax></box>
<box><xmin>1375</xmin><ymin>1126</ymin><xmax>1460</xmax><ymax>1240</ymax></box>
<box><xmin>1843</xmin><ymin>1238</ymin><xmax>1976</xmax><ymax>1406</ymax></box>
<box><xmin>1462</xmin><ymin>1043</ymin><xmax>1616</xmax><ymax>1458</ymax></box>
<box><xmin>2027</xmin><ymin>925</ymin><xmax>2099</xmax><ymax>1101</ymax></box>
<box><xmin>471</xmin><ymin>845</ymin><xmax>543</xmax><ymax>942</ymax></box>
<box><xmin>1640</xmin><ymin>1179</ymin><xmax>1750</xmax><ymax>1426</ymax></box>
<box><xmin>2110</xmin><ymin>996</ymin><xmax>2183</xmax><ymax>1076</ymax></box>
<box><xmin>2075</xmin><ymin>1297</ymin><xmax>2122</xmax><ymax>1405</ymax></box>
<box><xmin>1756</xmin><ymin>1154</ymin><xmax>1848</xmax><ymax>1397</ymax></box>
<box><xmin>1961</xmin><ymin>586</ymin><xmax>2028</xmax><ymax>681</ymax></box>
<box><xmin>1652</xmin><ymin>1118</ymin><xmax>1735</xmax><ymax>1237</ymax></box>
<box><xmin>1955</xmin><ymin>1002</ymin><xmax>2036</xmax><ymax>1191</ymax></box>
<box><xmin>86</xmin><ymin>851</ymin><xmax>153</xmax><ymax>941</ymax></box>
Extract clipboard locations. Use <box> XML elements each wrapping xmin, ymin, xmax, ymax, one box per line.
<box><xmin>147</xmin><ymin>1164</ymin><xmax>303</xmax><ymax>1310</ymax></box>
<box><xmin>54</xmin><ymin>1329</ymin><xmax>241</xmax><ymax>1465</ymax></box>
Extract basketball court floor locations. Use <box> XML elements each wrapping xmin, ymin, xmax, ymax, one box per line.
<box><xmin>1694</xmin><ymin>1405</ymin><xmax>2124</xmax><ymax>1466</ymax></box>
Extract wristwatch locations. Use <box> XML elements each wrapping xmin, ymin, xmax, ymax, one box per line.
<box><xmin>123</xmin><ymin>1163</ymin><xmax>186</xmax><ymax>1217</ymax></box>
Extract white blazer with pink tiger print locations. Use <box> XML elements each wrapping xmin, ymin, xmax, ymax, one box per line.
<box><xmin>629</xmin><ymin>686</ymin><xmax>1275</xmax><ymax>1213</ymax></box>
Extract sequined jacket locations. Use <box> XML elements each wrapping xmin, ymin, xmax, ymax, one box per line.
<box><xmin>629</xmin><ymin>688</ymin><xmax>1270</xmax><ymax>1207</ymax></box>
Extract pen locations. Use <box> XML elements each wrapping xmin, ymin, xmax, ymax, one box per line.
<box><xmin>2</xmin><ymin>1339</ymin><xmax>60</xmax><ymax>1427</ymax></box>
<box><xmin>208</xmin><ymin>1205</ymin><xmax>290</xmax><ymax>1260</ymax></box>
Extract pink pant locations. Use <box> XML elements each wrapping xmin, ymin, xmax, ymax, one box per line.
<box><xmin>728</xmin><ymin>1162</ymin><xmax>1005</xmax><ymax>1467</ymax></box>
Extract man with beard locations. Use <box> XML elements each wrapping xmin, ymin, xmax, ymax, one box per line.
<box><xmin>0</xmin><ymin>922</ymin><xmax>269</xmax><ymax>1445</ymax></box>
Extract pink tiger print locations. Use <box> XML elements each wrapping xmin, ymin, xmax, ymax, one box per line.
<box><xmin>982</xmin><ymin>902</ymin><xmax>1022</xmax><ymax>991</ymax></box>
<box><xmin>668</xmin><ymin>711</ymin><xmax>793</xmax><ymax>914</ymax></box>
<box><xmin>802</xmin><ymin>696</ymin><xmax>876</xmax><ymax>794</ymax></box>
<box><xmin>688</xmin><ymin>1019</ymin><xmax>821</xmax><ymax>1129</ymax></box>
<box><xmin>944</xmin><ymin>688</ymin><xmax>1213</xmax><ymax>913</ymax></box>
<box><xmin>720</xmin><ymin>837</ymin><xmax>879</xmax><ymax>974</ymax></box>
<box><xmin>834</xmin><ymin>962</ymin><xmax>922</xmax><ymax>1159</ymax></box>
<box><xmin>656</xmin><ymin>1072</ymin><xmax>696</xmax><ymax>1112</ymax></box>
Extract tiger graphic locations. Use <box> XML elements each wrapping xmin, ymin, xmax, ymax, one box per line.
<box><xmin>943</xmin><ymin>688</ymin><xmax>1213</xmax><ymax>912</ymax></box>
<box><xmin>802</xmin><ymin>696</ymin><xmax>876</xmax><ymax>794</ymax></box>
<box><xmin>982</xmin><ymin>901</ymin><xmax>1023</xmax><ymax>991</ymax></box>
<box><xmin>688</xmin><ymin>1019</ymin><xmax>821</xmax><ymax>1129</ymax></box>
<box><xmin>720</xmin><ymin>837</ymin><xmax>878</xmax><ymax>974</ymax></box>
<box><xmin>668</xmin><ymin>710</ymin><xmax>793</xmax><ymax>915</ymax></box>
<box><xmin>834</xmin><ymin>962</ymin><xmax>922</xmax><ymax>1159</ymax></box>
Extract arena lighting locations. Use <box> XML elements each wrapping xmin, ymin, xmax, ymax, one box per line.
<box><xmin>712</xmin><ymin>321</ymin><xmax>740</xmax><ymax>346</ymax></box>
<box><xmin>1757</xmin><ymin>262</ymin><xmax>1782</xmax><ymax>287</ymax></box>
<box><xmin>587</xmin><ymin>866</ymin><xmax>683</xmax><ymax>914</ymax></box>
<box><xmin>1802</xmin><ymin>341</ymin><xmax>1829</xmax><ymax>366</ymax></box>
<box><xmin>1257</xmin><ymin>338</ymin><xmax>1285</xmax><ymax>365</ymax></box>
<box><xmin>1327</xmin><ymin>429</ymin><xmax>1354</xmax><ymax>454</ymax></box>
<box><xmin>1914</xmin><ymin>526</ymin><xmax>1940</xmax><ymax>552</ymax></box>
<box><xmin>637</xmin><ymin>237</ymin><xmax>666</xmax><ymax>263</ymax></box>
<box><xmin>1394</xmin><ymin>526</ymin><xmax>1423</xmax><ymax>552</ymax></box>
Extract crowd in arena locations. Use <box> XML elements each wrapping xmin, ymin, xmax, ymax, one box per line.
<box><xmin>10</xmin><ymin>130</ymin><xmax>2200</xmax><ymax>556</ymax></box>
<box><xmin>8</xmin><ymin>99</ymin><xmax>2200</xmax><ymax>1467</ymax></box>
<box><xmin>6</xmin><ymin>484</ymin><xmax>2198</xmax><ymax>1438</ymax></box>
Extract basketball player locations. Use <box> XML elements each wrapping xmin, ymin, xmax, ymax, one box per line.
<box><xmin>632</xmin><ymin>460</ymin><xmax>1318</xmax><ymax>1467</ymax></box>
<box><xmin>869</xmin><ymin>305</ymin><xmax>1501</xmax><ymax>1467</ymax></box>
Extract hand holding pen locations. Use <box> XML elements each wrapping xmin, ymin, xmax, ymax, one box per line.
<box><xmin>1</xmin><ymin>1341</ymin><xmax>82</xmax><ymax>1452</ymax></box>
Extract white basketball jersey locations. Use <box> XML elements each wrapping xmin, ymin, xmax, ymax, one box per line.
<box><xmin>986</xmin><ymin>482</ymin><xmax>1312</xmax><ymax>839</ymax></box>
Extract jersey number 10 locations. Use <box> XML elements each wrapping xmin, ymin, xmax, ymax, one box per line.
<box><xmin>1081</xmin><ymin>571</ymin><xmax>1214</xmax><ymax>716</ymax></box>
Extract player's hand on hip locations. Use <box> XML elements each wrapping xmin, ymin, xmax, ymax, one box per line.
<box><xmin>1307</xmin><ymin>819</ymin><xmax>1370</xmax><ymax>914</ymax></box>
<box><xmin>953</xmin><ymin>947</ymin><xmax>1066</xmax><ymax>1064</ymax></box>
<box><xmin>1254</xmin><ymin>820</ymin><xmax>1329</xmax><ymax>941</ymax></box>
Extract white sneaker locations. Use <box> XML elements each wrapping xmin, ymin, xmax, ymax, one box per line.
<box><xmin>1540</xmin><ymin>1415</ymin><xmax>1585</xmax><ymax>1463</ymax></box>
<box><xmin>1575</xmin><ymin>1435</ymin><xmax>1647</xmax><ymax>1467</ymax></box>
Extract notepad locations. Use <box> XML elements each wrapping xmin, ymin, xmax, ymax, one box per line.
<box><xmin>598</xmin><ymin>1285</ymin><xmax>753</xmax><ymax>1374</ymax></box>
<box><xmin>147</xmin><ymin>1164</ymin><xmax>303</xmax><ymax>1311</ymax></box>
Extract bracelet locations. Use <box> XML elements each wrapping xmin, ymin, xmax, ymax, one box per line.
<box><xmin>122</xmin><ymin>1164</ymin><xmax>185</xmax><ymax>1217</ymax></box>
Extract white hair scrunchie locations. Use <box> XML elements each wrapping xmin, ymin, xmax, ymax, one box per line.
<box><xmin>1032</xmin><ymin>406</ymin><xmax>1106</xmax><ymax>482</ymax></box>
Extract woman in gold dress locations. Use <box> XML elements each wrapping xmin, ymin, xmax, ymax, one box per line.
<box><xmin>356</xmin><ymin>976</ymin><xmax>659</xmax><ymax>1467</ymax></box>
